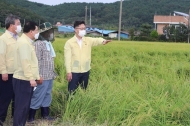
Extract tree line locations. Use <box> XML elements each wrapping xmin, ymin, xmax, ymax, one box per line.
<box><xmin>2</xmin><ymin>0</ymin><xmax>190</xmax><ymax>30</ymax></box>
<box><xmin>0</xmin><ymin>1</ymin><xmax>45</xmax><ymax>27</ymax></box>
<box><xmin>1</xmin><ymin>0</ymin><xmax>190</xmax><ymax>42</ymax></box>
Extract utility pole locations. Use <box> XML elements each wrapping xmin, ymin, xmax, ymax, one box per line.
<box><xmin>188</xmin><ymin>9</ymin><xmax>190</xmax><ymax>43</ymax></box>
<box><xmin>24</xmin><ymin>19</ymin><xmax>25</xmax><ymax>26</ymax></box>
<box><xmin>90</xmin><ymin>6</ymin><xmax>91</xmax><ymax>26</ymax></box>
<box><xmin>62</xmin><ymin>19</ymin><xmax>65</xmax><ymax>25</ymax></box>
<box><xmin>85</xmin><ymin>6</ymin><xmax>88</xmax><ymax>24</ymax></box>
<box><xmin>118</xmin><ymin>0</ymin><xmax>122</xmax><ymax>41</ymax></box>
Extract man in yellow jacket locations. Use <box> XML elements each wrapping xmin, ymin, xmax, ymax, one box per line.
<box><xmin>0</xmin><ymin>14</ymin><xmax>21</xmax><ymax>125</ymax></box>
<box><xmin>64</xmin><ymin>21</ymin><xmax>111</xmax><ymax>93</ymax></box>
<box><xmin>13</xmin><ymin>21</ymin><xmax>42</xmax><ymax>126</ymax></box>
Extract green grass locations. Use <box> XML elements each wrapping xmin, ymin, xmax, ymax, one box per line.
<box><xmin>50</xmin><ymin>38</ymin><xmax>190</xmax><ymax>126</ymax></box>
<box><xmin>4</xmin><ymin>38</ymin><xmax>190</xmax><ymax>126</ymax></box>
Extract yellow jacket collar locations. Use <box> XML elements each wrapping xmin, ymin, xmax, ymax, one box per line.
<box><xmin>21</xmin><ymin>34</ymin><xmax>34</xmax><ymax>44</ymax></box>
<box><xmin>5</xmin><ymin>30</ymin><xmax>14</xmax><ymax>39</ymax></box>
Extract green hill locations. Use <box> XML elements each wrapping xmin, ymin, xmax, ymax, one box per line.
<box><xmin>1</xmin><ymin>0</ymin><xmax>190</xmax><ymax>30</ymax></box>
<box><xmin>0</xmin><ymin>1</ymin><xmax>45</xmax><ymax>27</ymax></box>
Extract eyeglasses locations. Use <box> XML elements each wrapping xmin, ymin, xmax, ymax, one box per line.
<box><xmin>75</xmin><ymin>27</ymin><xmax>86</xmax><ymax>30</ymax></box>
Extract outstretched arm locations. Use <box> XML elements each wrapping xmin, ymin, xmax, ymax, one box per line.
<box><xmin>102</xmin><ymin>40</ymin><xmax>112</xmax><ymax>45</ymax></box>
<box><xmin>89</xmin><ymin>37</ymin><xmax>112</xmax><ymax>47</ymax></box>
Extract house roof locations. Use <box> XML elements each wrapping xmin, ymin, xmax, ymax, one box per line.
<box><xmin>174</xmin><ymin>11</ymin><xmax>189</xmax><ymax>17</ymax></box>
<box><xmin>154</xmin><ymin>15</ymin><xmax>188</xmax><ymax>25</ymax></box>
<box><xmin>58</xmin><ymin>25</ymin><xmax>127</xmax><ymax>35</ymax></box>
<box><xmin>86</xmin><ymin>31</ymin><xmax>102</xmax><ymax>34</ymax></box>
<box><xmin>109</xmin><ymin>31</ymin><xmax>129</xmax><ymax>35</ymax></box>
<box><xmin>95</xmin><ymin>29</ymin><xmax>116</xmax><ymax>34</ymax></box>
<box><xmin>58</xmin><ymin>25</ymin><xmax>74</xmax><ymax>32</ymax></box>
<box><xmin>58</xmin><ymin>25</ymin><xmax>116</xmax><ymax>34</ymax></box>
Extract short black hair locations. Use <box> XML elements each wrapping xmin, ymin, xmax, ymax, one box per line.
<box><xmin>23</xmin><ymin>21</ymin><xmax>38</xmax><ymax>33</ymax></box>
<box><xmin>5</xmin><ymin>14</ymin><xmax>20</xmax><ymax>29</ymax></box>
<box><xmin>74</xmin><ymin>21</ymin><xmax>85</xmax><ymax>28</ymax></box>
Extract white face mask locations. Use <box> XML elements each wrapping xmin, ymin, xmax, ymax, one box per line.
<box><xmin>34</xmin><ymin>32</ymin><xmax>39</xmax><ymax>39</ymax></box>
<box><xmin>78</xmin><ymin>30</ymin><xmax>86</xmax><ymax>37</ymax></box>
<box><xmin>15</xmin><ymin>25</ymin><xmax>22</xmax><ymax>33</ymax></box>
<box><xmin>49</xmin><ymin>33</ymin><xmax>54</xmax><ymax>41</ymax></box>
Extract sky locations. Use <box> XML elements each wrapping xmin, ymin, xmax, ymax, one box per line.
<box><xmin>28</xmin><ymin>0</ymin><xmax>119</xmax><ymax>5</ymax></box>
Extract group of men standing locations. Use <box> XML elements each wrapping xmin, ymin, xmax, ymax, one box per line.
<box><xmin>0</xmin><ymin>14</ymin><xmax>56</xmax><ymax>126</ymax></box>
<box><xmin>0</xmin><ymin>14</ymin><xmax>111</xmax><ymax>126</ymax></box>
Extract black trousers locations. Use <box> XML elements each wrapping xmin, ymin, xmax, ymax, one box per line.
<box><xmin>12</xmin><ymin>78</ymin><xmax>33</xmax><ymax>126</ymax></box>
<box><xmin>0</xmin><ymin>74</ymin><xmax>14</xmax><ymax>122</ymax></box>
<box><xmin>68</xmin><ymin>71</ymin><xmax>90</xmax><ymax>93</ymax></box>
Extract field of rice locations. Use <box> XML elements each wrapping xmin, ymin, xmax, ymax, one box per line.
<box><xmin>4</xmin><ymin>37</ymin><xmax>190</xmax><ymax>126</ymax></box>
<box><xmin>49</xmin><ymin>38</ymin><xmax>190</xmax><ymax>126</ymax></box>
